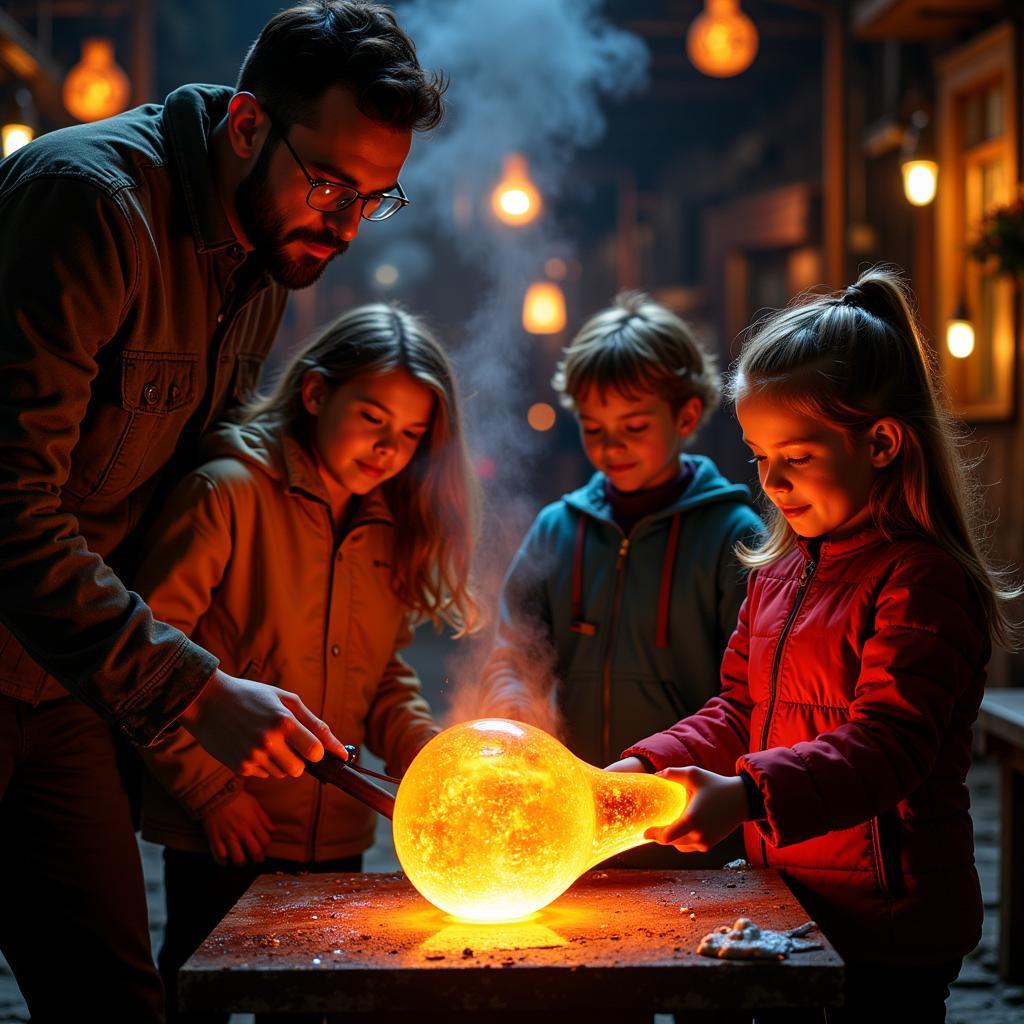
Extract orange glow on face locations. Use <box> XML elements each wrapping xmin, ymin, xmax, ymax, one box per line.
<box><xmin>393</xmin><ymin>719</ymin><xmax>687</xmax><ymax>922</ymax></box>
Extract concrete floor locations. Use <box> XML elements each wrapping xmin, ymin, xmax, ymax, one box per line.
<box><xmin>2</xmin><ymin>627</ymin><xmax>1022</xmax><ymax>1021</ymax></box>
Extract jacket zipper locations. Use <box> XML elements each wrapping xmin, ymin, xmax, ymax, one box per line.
<box><xmin>600</xmin><ymin>536</ymin><xmax>630</xmax><ymax>766</ymax></box>
<box><xmin>870</xmin><ymin>817</ymin><xmax>894</xmax><ymax>899</ymax></box>
<box><xmin>758</xmin><ymin>555</ymin><xmax>817</xmax><ymax>866</ymax></box>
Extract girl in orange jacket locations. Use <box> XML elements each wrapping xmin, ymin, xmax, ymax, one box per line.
<box><xmin>134</xmin><ymin>303</ymin><xmax>479</xmax><ymax>1021</ymax></box>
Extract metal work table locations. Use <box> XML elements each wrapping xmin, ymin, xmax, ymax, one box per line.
<box><xmin>180</xmin><ymin>868</ymin><xmax>844</xmax><ymax>1017</ymax></box>
<box><xmin>978</xmin><ymin>688</ymin><xmax>1024</xmax><ymax>982</ymax></box>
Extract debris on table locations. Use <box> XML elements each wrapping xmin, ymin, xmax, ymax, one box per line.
<box><xmin>723</xmin><ymin>859</ymin><xmax>751</xmax><ymax>871</ymax></box>
<box><xmin>697</xmin><ymin>918</ymin><xmax>823</xmax><ymax>961</ymax></box>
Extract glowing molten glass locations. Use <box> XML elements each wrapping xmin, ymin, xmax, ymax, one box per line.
<box><xmin>393</xmin><ymin>719</ymin><xmax>688</xmax><ymax>922</ymax></box>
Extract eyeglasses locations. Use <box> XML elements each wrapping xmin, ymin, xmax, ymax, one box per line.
<box><xmin>267</xmin><ymin>115</ymin><xmax>409</xmax><ymax>222</ymax></box>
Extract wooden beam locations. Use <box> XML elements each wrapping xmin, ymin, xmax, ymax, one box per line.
<box><xmin>852</xmin><ymin>0</ymin><xmax>1004</xmax><ymax>40</ymax></box>
<box><xmin>822</xmin><ymin>1</ymin><xmax>847</xmax><ymax>287</ymax></box>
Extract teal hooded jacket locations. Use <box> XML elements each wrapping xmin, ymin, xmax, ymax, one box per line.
<box><xmin>484</xmin><ymin>455</ymin><xmax>763</xmax><ymax>773</ymax></box>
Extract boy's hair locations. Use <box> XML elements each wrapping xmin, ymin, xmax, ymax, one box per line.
<box><xmin>729</xmin><ymin>265</ymin><xmax>1020</xmax><ymax>649</ymax></box>
<box><xmin>237</xmin><ymin>0</ymin><xmax>446</xmax><ymax>133</ymax></box>
<box><xmin>242</xmin><ymin>303</ymin><xmax>480</xmax><ymax>636</ymax></box>
<box><xmin>553</xmin><ymin>291</ymin><xmax>720</xmax><ymax>437</ymax></box>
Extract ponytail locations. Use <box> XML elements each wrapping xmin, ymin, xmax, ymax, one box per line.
<box><xmin>729</xmin><ymin>266</ymin><xmax>1021</xmax><ymax>650</ymax></box>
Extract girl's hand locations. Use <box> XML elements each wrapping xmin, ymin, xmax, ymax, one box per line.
<box><xmin>644</xmin><ymin>767</ymin><xmax>749</xmax><ymax>853</ymax></box>
<box><xmin>201</xmin><ymin>791</ymin><xmax>274</xmax><ymax>867</ymax></box>
<box><xmin>603</xmin><ymin>756</ymin><xmax>648</xmax><ymax>773</ymax></box>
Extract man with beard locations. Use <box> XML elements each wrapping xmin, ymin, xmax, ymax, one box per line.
<box><xmin>0</xmin><ymin>2</ymin><xmax>444</xmax><ymax>1019</ymax></box>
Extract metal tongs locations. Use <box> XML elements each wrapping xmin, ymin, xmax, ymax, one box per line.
<box><xmin>304</xmin><ymin>744</ymin><xmax>399</xmax><ymax>820</ymax></box>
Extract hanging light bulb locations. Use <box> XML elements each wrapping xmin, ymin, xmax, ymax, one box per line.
<box><xmin>901</xmin><ymin>110</ymin><xmax>938</xmax><ymax>206</ymax></box>
<box><xmin>393</xmin><ymin>719</ymin><xmax>688</xmax><ymax>922</ymax></box>
<box><xmin>687</xmin><ymin>0</ymin><xmax>759</xmax><ymax>79</ymax></box>
<box><xmin>491</xmin><ymin>154</ymin><xmax>542</xmax><ymax>226</ymax></box>
<box><xmin>1</xmin><ymin>123</ymin><xmax>33</xmax><ymax>158</ymax></box>
<box><xmin>523</xmin><ymin>281</ymin><xmax>566</xmax><ymax>334</ymax></box>
<box><xmin>946</xmin><ymin>302</ymin><xmax>975</xmax><ymax>359</ymax></box>
<box><xmin>2</xmin><ymin>88</ymin><xmax>37</xmax><ymax>158</ymax></box>
<box><xmin>902</xmin><ymin>160</ymin><xmax>938</xmax><ymax>206</ymax></box>
<box><xmin>63</xmin><ymin>38</ymin><xmax>132</xmax><ymax>122</ymax></box>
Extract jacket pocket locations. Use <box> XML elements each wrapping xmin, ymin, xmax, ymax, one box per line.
<box><xmin>65</xmin><ymin>351</ymin><xmax>198</xmax><ymax>502</ymax></box>
<box><xmin>121</xmin><ymin>350</ymin><xmax>196</xmax><ymax>414</ymax></box>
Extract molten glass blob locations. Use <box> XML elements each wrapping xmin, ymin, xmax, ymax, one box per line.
<box><xmin>393</xmin><ymin>719</ymin><xmax>688</xmax><ymax>922</ymax></box>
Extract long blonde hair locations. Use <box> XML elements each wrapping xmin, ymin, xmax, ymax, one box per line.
<box><xmin>729</xmin><ymin>266</ymin><xmax>1020</xmax><ymax>649</ymax></box>
<box><xmin>244</xmin><ymin>303</ymin><xmax>481</xmax><ymax>636</ymax></box>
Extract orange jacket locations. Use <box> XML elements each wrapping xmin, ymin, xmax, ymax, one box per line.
<box><xmin>135</xmin><ymin>420</ymin><xmax>438</xmax><ymax>862</ymax></box>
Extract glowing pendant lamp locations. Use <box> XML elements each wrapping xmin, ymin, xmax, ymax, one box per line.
<box><xmin>522</xmin><ymin>280</ymin><xmax>567</xmax><ymax>334</ymax></box>
<box><xmin>946</xmin><ymin>301</ymin><xmax>975</xmax><ymax>359</ymax></box>
<box><xmin>2</xmin><ymin>88</ymin><xmax>37</xmax><ymax>158</ymax></box>
<box><xmin>687</xmin><ymin>0</ymin><xmax>759</xmax><ymax>79</ymax></box>
<box><xmin>491</xmin><ymin>154</ymin><xmax>542</xmax><ymax>226</ymax></box>
<box><xmin>902</xmin><ymin>159</ymin><xmax>938</xmax><ymax>206</ymax></box>
<box><xmin>1</xmin><ymin>123</ymin><xmax>33</xmax><ymax>158</ymax></box>
<box><xmin>393</xmin><ymin>719</ymin><xmax>688</xmax><ymax>922</ymax></box>
<box><xmin>63</xmin><ymin>38</ymin><xmax>131</xmax><ymax>122</ymax></box>
<box><xmin>901</xmin><ymin>110</ymin><xmax>938</xmax><ymax>206</ymax></box>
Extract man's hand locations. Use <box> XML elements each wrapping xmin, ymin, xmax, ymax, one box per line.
<box><xmin>644</xmin><ymin>767</ymin><xmax>748</xmax><ymax>853</ymax></box>
<box><xmin>178</xmin><ymin>669</ymin><xmax>348</xmax><ymax>778</ymax></box>
<box><xmin>603</xmin><ymin>756</ymin><xmax>648</xmax><ymax>773</ymax></box>
<box><xmin>201</xmin><ymin>791</ymin><xmax>273</xmax><ymax>867</ymax></box>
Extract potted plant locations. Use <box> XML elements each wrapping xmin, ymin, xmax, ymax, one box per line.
<box><xmin>969</xmin><ymin>193</ymin><xmax>1024</xmax><ymax>278</ymax></box>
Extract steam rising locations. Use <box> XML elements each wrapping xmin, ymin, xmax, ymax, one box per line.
<box><xmin>381</xmin><ymin>0</ymin><xmax>648</xmax><ymax>731</ymax></box>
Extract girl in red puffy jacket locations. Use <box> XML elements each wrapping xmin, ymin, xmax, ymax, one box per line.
<box><xmin>612</xmin><ymin>267</ymin><xmax>1020</xmax><ymax>1022</ymax></box>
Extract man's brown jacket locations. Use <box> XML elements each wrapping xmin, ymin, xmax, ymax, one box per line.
<box><xmin>0</xmin><ymin>84</ymin><xmax>286</xmax><ymax>742</ymax></box>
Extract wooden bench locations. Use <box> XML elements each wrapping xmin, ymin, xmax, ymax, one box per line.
<box><xmin>978</xmin><ymin>688</ymin><xmax>1024</xmax><ymax>983</ymax></box>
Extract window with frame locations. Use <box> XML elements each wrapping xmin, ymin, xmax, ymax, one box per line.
<box><xmin>936</xmin><ymin>23</ymin><xmax>1017</xmax><ymax>421</ymax></box>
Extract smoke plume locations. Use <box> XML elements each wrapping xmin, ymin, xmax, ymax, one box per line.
<box><xmin>373</xmin><ymin>0</ymin><xmax>649</xmax><ymax>729</ymax></box>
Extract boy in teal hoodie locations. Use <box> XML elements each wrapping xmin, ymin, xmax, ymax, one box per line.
<box><xmin>482</xmin><ymin>292</ymin><xmax>762</xmax><ymax>866</ymax></box>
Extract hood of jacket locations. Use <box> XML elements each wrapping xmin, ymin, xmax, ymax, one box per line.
<box><xmin>562</xmin><ymin>455</ymin><xmax>753</xmax><ymax>528</ymax></box>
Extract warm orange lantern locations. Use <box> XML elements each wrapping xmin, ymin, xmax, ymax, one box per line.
<box><xmin>491</xmin><ymin>154</ymin><xmax>542</xmax><ymax>226</ymax></box>
<box><xmin>901</xmin><ymin>159</ymin><xmax>938</xmax><ymax>206</ymax></box>
<box><xmin>686</xmin><ymin>0</ymin><xmax>759</xmax><ymax>79</ymax></box>
<box><xmin>393</xmin><ymin>719</ymin><xmax>688</xmax><ymax>922</ymax></box>
<box><xmin>522</xmin><ymin>281</ymin><xmax>566</xmax><ymax>334</ymax></box>
<box><xmin>1</xmin><ymin>123</ymin><xmax>33</xmax><ymax>158</ymax></box>
<box><xmin>63</xmin><ymin>38</ymin><xmax>131</xmax><ymax>122</ymax></box>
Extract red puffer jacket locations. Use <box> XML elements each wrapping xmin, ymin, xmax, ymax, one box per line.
<box><xmin>625</xmin><ymin>527</ymin><xmax>990</xmax><ymax>965</ymax></box>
